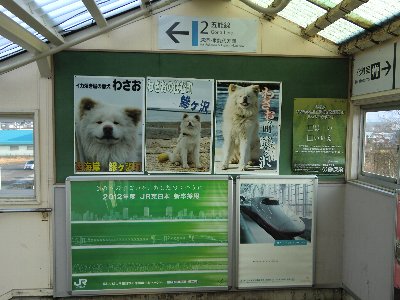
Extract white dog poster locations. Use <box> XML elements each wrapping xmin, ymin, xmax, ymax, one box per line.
<box><xmin>146</xmin><ymin>77</ymin><xmax>214</xmax><ymax>173</ymax></box>
<box><xmin>214</xmin><ymin>80</ymin><xmax>282</xmax><ymax>174</ymax></box>
<box><xmin>74</xmin><ymin>75</ymin><xmax>145</xmax><ymax>173</ymax></box>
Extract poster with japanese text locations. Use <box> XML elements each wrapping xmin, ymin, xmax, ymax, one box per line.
<box><xmin>67</xmin><ymin>176</ymin><xmax>231</xmax><ymax>294</ymax></box>
<box><xmin>237</xmin><ymin>176</ymin><xmax>316</xmax><ymax>288</ymax></box>
<box><xmin>146</xmin><ymin>77</ymin><xmax>214</xmax><ymax>173</ymax></box>
<box><xmin>292</xmin><ymin>98</ymin><xmax>347</xmax><ymax>176</ymax></box>
<box><xmin>214</xmin><ymin>80</ymin><xmax>281</xmax><ymax>174</ymax></box>
<box><xmin>394</xmin><ymin>191</ymin><xmax>400</xmax><ymax>299</ymax></box>
<box><xmin>74</xmin><ymin>75</ymin><xmax>145</xmax><ymax>173</ymax></box>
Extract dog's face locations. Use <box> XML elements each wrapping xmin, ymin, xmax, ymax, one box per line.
<box><xmin>180</xmin><ymin>113</ymin><xmax>201</xmax><ymax>135</ymax></box>
<box><xmin>228</xmin><ymin>84</ymin><xmax>260</xmax><ymax>110</ymax></box>
<box><xmin>78</xmin><ymin>97</ymin><xmax>141</xmax><ymax>145</ymax></box>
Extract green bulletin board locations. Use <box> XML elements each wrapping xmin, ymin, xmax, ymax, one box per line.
<box><xmin>67</xmin><ymin>176</ymin><xmax>231</xmax><ymax>294</ymax></box>
<box><xmin>54</xmin><ymin>51</ymin><xmax>349</xmax><ymax>181</ymax></box>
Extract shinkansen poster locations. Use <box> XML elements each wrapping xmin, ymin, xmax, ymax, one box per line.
<box><xmin>236</xmin><ymin>176</ymin><xmax>316</xmax><ymax>288</ymax></box>
<box><xmin>74</xmin><ymin>75</ymin><xmax>145</xmax><ymax>173</ymax></box>
<box><xmin>146</xmin><ymin>77</ymin><xmax>214</xmax><ymax>173</ymax></box>
<box><xmin>67</xmin><ymin>176</ymin><xmax>231</xmax><ymax>294</ymax></box>
<box><xmin>214</xmin><ymin>80</ymin><xmax>281</xmax><ymax>175</ymax></box>
<box><xmin>292</xmin><ymin>98</ymin><xmax>347</xmax><ymax>176</ymax></box>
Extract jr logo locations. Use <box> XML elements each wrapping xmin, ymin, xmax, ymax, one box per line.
<box><xmin>73</xmin><ymin>278</ymin><xmax>87</xmax><ymax>289</ymax></box>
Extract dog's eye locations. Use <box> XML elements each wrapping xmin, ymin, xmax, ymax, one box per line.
<box><xmin>113</xmin><ymin>121</ymin><xmax>119</xmax><ymax>125</ymax></box>
<box><xmin>96</xmin><ymin>121</ymin><xmax>102</xmax><ymax>124</ymax></box>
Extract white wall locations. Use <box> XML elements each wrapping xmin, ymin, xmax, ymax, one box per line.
<box><xmin>0</xmin><ymin>1</ymin><xmax>342</xmax><ymax>298</ymax></box>
<box><xmin>343</xmin><ymin>183</ymin><xmax>396</xmax><ymax>300</ymax></box>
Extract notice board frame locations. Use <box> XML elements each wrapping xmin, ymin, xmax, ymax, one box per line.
<box><xmin>235</xmin><ymin>175</ymin><xmax>318</xmax><ymax>289</ymax></box>
<box><xmin>66</xmin><ymin>175</ymin><xmax>233</xmax><ymax>296</ymax></box>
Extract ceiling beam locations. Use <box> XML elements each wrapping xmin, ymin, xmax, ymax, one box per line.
<box><xmin>302</xmin><ymin>0</ymin><xmax>370</xmax><ymax>37</ymax></box>
<box><xmin>339</xmin><ymin>19</ymin><xmax>400</xmax><ymax>54</ymax></box>
<box><xmin>0</xmin><ymin>11</ymin><xmax>49</xmax><ymax>53</ymax></box>
<box><xmin>82</xmin><ymin>0</ymin><xmax>107</xmax><ymax>28</ymax></box>
<box><xmin>1</xmin><ymin>0</ymin><xmax>64</xmax><ymax>46</ymax></box>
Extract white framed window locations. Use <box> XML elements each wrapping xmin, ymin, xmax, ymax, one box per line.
<box><xmin>0</xmin><ymin>112</ymin><xmax>38</xmax><ymax>202</ymax></box>
<box><xmin>357</xmin><ymin>103</ymin><xmax>400</xmax><ymax>190</ymax></box>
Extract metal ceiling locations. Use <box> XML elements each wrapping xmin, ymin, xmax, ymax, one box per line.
<box><xmin>0</xmin><ymin>0</ymin><xmax>399</xmax><ymax>76</ymax></box>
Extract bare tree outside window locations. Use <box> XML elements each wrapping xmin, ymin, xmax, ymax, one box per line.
<box><xmin>362</xmin><ymin>109</ymin><xmax>400</xmax><ymax>181</ymax></box>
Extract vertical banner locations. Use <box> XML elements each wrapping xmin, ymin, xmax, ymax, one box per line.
<box><xmin>395</xmin><ymin>191</ymin><xmax>400</xmax><ymax>298</ymax></box>
<box><xmin>236</xmin><ymin>176</ymin><xmax>316</xmax><ymax>288</ymax></box>
<box><xmin>292</xmin><ymin>98</ymin><xmax>347</xmax><ymax>176</ymax></box>
<box><xmin>74</xmin><ymin>76</ymin><xmax>145</xmax><ymax>173</ymax></box>
<box><xmin>146</xmin><ymin>77</ymin><xmax>214</xmax><ymax>173</ymax></box>
<box><xmin>67</xmin><ymin>176</ymin><xmax>231</xmax><ymax>294</ymax></box>
<box><xmin>214</xmin><ymin>81</ymin><xmax>282</xmax><ymax>174</ymax></box>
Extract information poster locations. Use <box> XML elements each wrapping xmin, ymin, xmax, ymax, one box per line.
<box><xmin>74</xmin><ymin>75</ymin><xmax>145</xmax><ymax>174</ymax></box>
<box><xmin>292</xmin><ymin>98</ymin><xmax>347</xmax><ymax>176</ymax></box>
<box><xmin>67</xmin><ymin>176</ymin><xmax>230</xmax><ymax>294</ymax></box>
<box><xmin>214</xmin><ymin>80</ymin><xmax>282</xmax><ymax>174</ymax></box>
<box><xmin>146</xmin><ymin>77</ymin><xmax>214</xmax><ymax>173</ymax></box>
<box><xmin>237</xmin><ymin>176</ymin><xmax>316</xmax><ymax>288</ymax></box>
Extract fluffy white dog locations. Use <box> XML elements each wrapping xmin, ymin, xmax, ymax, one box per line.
<box><xmin>221</xmin><ymin>84</ymin><xmax>261</xmax><ymax>171</ymax></box>
<box><xmin>168</xmin><ymin>113</ymin><xmax>202</xmax><ymax>169</ymax></box>
<box><xmin>75</xmin><ymin>97</ymin><xmax>141</xmax><ymax>171</ymax></box>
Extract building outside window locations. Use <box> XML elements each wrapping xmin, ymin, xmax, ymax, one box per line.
<box><xmin>0</xmin><ymin>115</ymin><xmax>35</xmax><ymax>199</ymax></box>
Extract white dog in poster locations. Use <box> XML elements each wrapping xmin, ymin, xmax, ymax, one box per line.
<box><xmin>221</xmin><ymin>84</ymin><xmax>261</xmax><ymax>171</ymax></box>
<box><xmin>75</xmin><ymin>97</ymin><xmax>142</xmax><ymax>171</ymax></box>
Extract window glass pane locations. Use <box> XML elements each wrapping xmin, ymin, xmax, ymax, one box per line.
<box><xmin>362</xmin><ymin>109</ymin><xmax>400</xmax><ymax>180</ymax></box>
<box><xmin>0</xmin><ymin>115</ymin><xmax>35</xmax><ymax>198</ymax></box>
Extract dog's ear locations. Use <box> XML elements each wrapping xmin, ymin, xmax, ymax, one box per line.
<box><xmin>125</xmin><ymin>108</ymin><xmax>142</xmax><ymax>126</ymax></box>
<box><xmin>79</xmin><ymin>98</ymin><xmax>97</xmax><ymax>118</ymax></box>
<box><xmin>252</xmin><ymin>85</ymin><xmax>260</xmax><ymax>94</ymax></box>
<box><xmin>194</xmin><ymin>114</ymin><xmax>200</xmax><ymax>122</ymax></box>
<box><xmin>228</xmin><ymin>84</ymin><xmax>237</xmax><ymax>93</ymax></box>
<box><xmin>183</xmin><ymin>113</ymin><xmax>189</xmax><ymax>119</ymax></box>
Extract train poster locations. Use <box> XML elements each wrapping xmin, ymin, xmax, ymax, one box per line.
<box><xmin>66</xmin><ymin>176</ymin><xmax>232</xmax><ymax>294</ymax></box>
<box><xmin>236</xmin><ymin>176</ymin><xmax>317</xmax><ymax>288</ymax></box>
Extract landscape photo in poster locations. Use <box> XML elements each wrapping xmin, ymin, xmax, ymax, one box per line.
<box><xmin>214</xmin><ymin>80</ymin><xmax>281</xmax><ymax>174</ymax></box>
<box><xmin>237</xmin><ymin>177</ymin><xmax>315</xmax><ymax>288</ymax></box>
<box><xmin>74</xmin><ymin>76</ymin><xmax>145</xmax><ymax>173</ymax></box>
<box><xmin>68</xmin><ymin>177</ymin><xmax>230</xmax><ymax>292</ymax></box>
<box><xmin>292</xmin><ymin>98</ymin><xmax>347</xmax><ymax>176</ymax></box>
<box><xmin>146</xmin><ymin>77</ymin><xmax>214</xmax><ymax>173</ymax></box>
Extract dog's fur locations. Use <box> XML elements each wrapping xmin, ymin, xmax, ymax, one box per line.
<box><xmin>168</xmin><ymin>113</ymin><xmax>202</xmax><ymax>169</ymax></box>
<box><xmin>75</xmin><ymin>97</ymin><xmax>141</xmax><ymax>171</ymax></box>
<box><xmin>221</xmin><ymin>84</ymin><xmax>261</xmax><ymax>171</ymax></box>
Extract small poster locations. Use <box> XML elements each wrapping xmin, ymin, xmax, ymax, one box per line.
<box><xmin>67</xmin><ymin>176</ymin><xmax>231</xmax><ymax>293</ymax></box>
<box><xmin>292</xmin><ymin>98</ymin><xmax>347</xmax><ymax>176</ymax></box>
<box><xmin>146</xmin><ymin>77</ymin><xmax>214</xmax><ymax>173</ymax></box>
<box><xmin>237</xmin><ymin>176</ymin><xmax>316</xmax><ymax>288</ymax></box>
<box><xmin>74</xmin><ymin>75</ymin><xmax>145</xmax><ymax>173</ymax></box>
<box><xmin>214</xmin><ymin>80</ymin><xmax>282</xmax><ymax>174</ymax></box>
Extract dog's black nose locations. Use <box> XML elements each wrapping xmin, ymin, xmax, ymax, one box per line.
<box><xmin>103</xmin><ymin>126</ymin><xmax>113</xmax><ymax>138</ymax></box>
<box><xmin>243</xmin><ymin>96</ymin><xmax>248</xmax><ymax>103</ymax></box>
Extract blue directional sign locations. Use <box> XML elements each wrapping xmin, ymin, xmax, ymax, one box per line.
<box><xmin>158</xmin><ymin>16</ymin><xmax>257</xmax><ymax>53</ymax></box>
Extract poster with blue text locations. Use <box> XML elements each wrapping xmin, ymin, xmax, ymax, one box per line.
<box><xmin>74</xmin><ymin>75</ymin><xmax>145</xmax><ymax>174</ymax></box>
<box><xmin>214</xmin><ymin>80</ymin><xmax>281</xmax><ymax>174</ymax></box>
<box><xmin>146</xmin><ymin>77</ymin><xmax>214</xmax><ymax>173</ymax></box>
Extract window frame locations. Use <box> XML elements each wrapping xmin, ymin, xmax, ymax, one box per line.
<box><xmin>356</xmin><ymin>101</ymin><xmax>400</xmax><ymax>191</ymax></box>
<box><xmin>0</xmin><ymin>110</ymin><xmax>40</xmax><ymax>204</ymax></box>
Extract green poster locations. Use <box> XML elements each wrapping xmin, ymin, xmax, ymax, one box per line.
<box><xmin>67</xmin><ymin>176</ymin><xmax>230</xmax><ymax>293</ymax></box>
<box><xmin>292</xmin><ymin>98</ymin><xmax>347</xmax><ymax>176</ymax></box>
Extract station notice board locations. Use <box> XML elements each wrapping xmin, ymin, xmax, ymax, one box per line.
<box><xmin>66</xmin><ymin>176</ymin><xmax>232</xmax><ymax>295</ymax></box>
